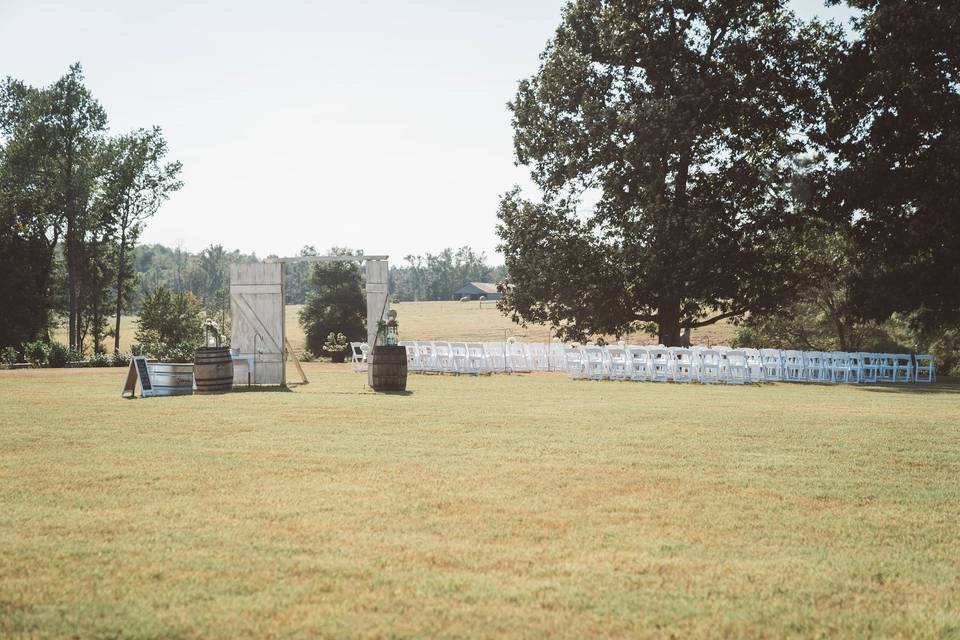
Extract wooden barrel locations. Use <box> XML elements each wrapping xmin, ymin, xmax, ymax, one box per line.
<box><xmin>369</xmin><ymin>345</ymin><xmax>408</xmax><ymax>391</ymax></box>
<box><xmin>194</xmin><ymin>347</ymin><xmax>234</xmax><ymax>394</ymax></box>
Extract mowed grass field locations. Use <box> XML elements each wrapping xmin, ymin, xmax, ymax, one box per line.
<box><xmin>1</xmin><ymin>363</ymin><xmax>959</xmax><ymax>638</ymax></box>
<box><xmin>58</xmin><ymin>301</ymin><xmax>738</xmax><ymax>354</ymax></box>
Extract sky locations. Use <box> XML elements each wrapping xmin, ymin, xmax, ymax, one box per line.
<box><xmin>0</xmin><ymin>0</ymin><xmax>856</xmax><ymax>264</ymax></box>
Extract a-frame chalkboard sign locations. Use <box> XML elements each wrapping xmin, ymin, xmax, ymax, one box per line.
<box><xmin>121</xmin><ymin>356</ymin><xmax>155</xmax><ymax>398</ymax></box>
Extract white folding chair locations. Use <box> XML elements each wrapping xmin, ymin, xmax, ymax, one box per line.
<box><xmin>548</xmin><ymin>342</ymin><xmax>567</xmax><ymax>371</ymax></box>
<box><xmin>891</xmin><ymin>354</ymin><xmax>913</xmax><ymax>383</ymax></box>
<box><xmin>859</xmin><ymin>352</ymin><xmax>879</xmax><ymax>383</ymax></box>
<box><xmin>782</xmin><ymin>350</ymin><xmax>805</xmax><ymax>382</ymax></box>
<box><xmin>845</xmin><ymin>352</ymin><xmax>863</xmax><ymax>384</ymax></box>
<box><xmin>647</xmin><ymin>347</ymin><xmax>671</xmax><ymax>382</ymax></box>
<box><xmin>606</xmin><ymin>345</ymin><xmax>629</xmax><ymax>380</ymax></box>
<box><xmin>527</xmin><ymin>343</ymin><xmax>549</xmax><ymax>371</ymax></box>
<box><xmin>670</xmin><ymin>348</ymin><xmax>696</xmax><ymax>383</ymax></box>
<box><xmin>914</xmin><ymin>354</ymin><xmax>935</xmax><ymax>383</ymax></box>
<box><xmin>400</xmin><ymin>341</ymin><xmax>420</xmax><ymax>372</ymax></box>
<box><xmin>433</xmin><ymin>342</ymin><xmax>456</xmax><ymax>373</ymax></box>
<box><xmin>506</xmin><ymin>341</ymin><xmax>531</xmax><ymax>373</ymax></box>
<box><xmin>464</xmin><ymin>342</ymin><xmax>489</xmax><ymax>374</ymax></box>
<box><xmin>803</xmin><ymin>352</ymin><xmax>826</xmax><ymax>382</ymax></box>
<box><xmin>877</xmin><ymin>353</ymin><xmax>896</xmax><ymax>383</ymax></box>
<box><xmin>565</xmin><ymin>347</ymin><xmax>587</xmax><ymax>380</ymax></box>
<box><xmin>349</xmin><ymin>342</ymin><xmax>368</xmax><ymax>372</ymax></box>
<box><xmin>743</xmin><ymin>348</ymin><xmax>763</xmax><ymax>382</ymax></box>
<box><xmin>698</xmin><ymin>349</ymin><xmax>722</xmax><ymax>384</ymax></box>
<box><xmin>760</xmin><ymin>349</ymin><xmax>783</xmax><ymax>381</ymax></box>
<box><xmin>626</xmin><ymin>346</ymin><xmax>650</xmax><ymax>381</ymax></box>
<box><xmin>450</xmin><ymin>342</ymin><xmax>470</xmax><ymax>374</ymax></box>
<box><xmin>725</xmin><ymin>350</ymin><xmax>750</xmax><ymax>384</ymax></box>
<box><xmin>582</xmin><ymin>346</ymin><xmax>606</xmax><ymax>380</ymax></box>
<box><xmin>483</xmin><ymin>342</ymin><xmax>507</xmax><ymax>373</ymax></box>
<box><xmin>827</xmin><ymin>352</ymin><xmax>850</xmax><ymax>383</ymax></box>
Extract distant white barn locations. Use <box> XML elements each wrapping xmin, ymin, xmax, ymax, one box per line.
<box><xmin>454</xmin><ymin>282</ymin><xmax>500</xmax><ymax>301</ymax></box>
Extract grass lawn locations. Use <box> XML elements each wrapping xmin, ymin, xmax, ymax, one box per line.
<box><xmin>57</xmin><ymin>301</ymin><xmax>738</xmax><ymax>354</ymax></box>
<box><xmin>1</xmin><ymin>365</ymin><xmax>958</xmax><ymax>638</ymax></box>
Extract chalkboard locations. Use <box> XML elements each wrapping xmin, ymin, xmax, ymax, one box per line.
<box><xmin>135</xmin><ymin>357</ymin><xmax>152</xmax><ymax>391</ymax></box>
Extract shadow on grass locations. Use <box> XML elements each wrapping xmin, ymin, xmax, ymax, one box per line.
<box><xmin>229</xmin><ymin>385</ymin><xmax>295</xmax><ymax>393</ymax></box>
<box><xmin>857</xmin><ymin>378</ymin><xmax>960</xmax><ymax>395</ymax></box>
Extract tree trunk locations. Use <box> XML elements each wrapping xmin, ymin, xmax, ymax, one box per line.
<box><xmin>657</xmin><ymin>296</ymin><xmax>682</xmax><ymax>346</ymax></box>
<box><xmin>113</xmin><ymin>228</ymin><xmax>127</xmax><ymax>353</ymax></box>
<box><xmin>67</xmin><ymin>232</ymin><xmax>79</xmax><ymax>351</ymax></box>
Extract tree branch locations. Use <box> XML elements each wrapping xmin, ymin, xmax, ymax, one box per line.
<box><xmin>682</xmin><ymin>309</ymin><xmax>746</xmax><ymax>329</ymax></box>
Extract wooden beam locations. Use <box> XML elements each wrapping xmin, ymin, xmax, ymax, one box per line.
<box><xmin>265</xmin><ymin>255</ymin><xmax>389</xmax><ymax>264</ymax></box>
<box><xmin>284</xmin><ymin>337</ymin><xmax>308</xmax><ymax>384</ymax></box>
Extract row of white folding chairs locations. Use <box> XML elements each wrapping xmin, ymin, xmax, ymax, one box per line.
<box><xmin>564</xmin><ymin>346</ymin><xmax>935</xmax><ymax>384</ymax></box>
<box><xmin>399</xmin><ymin>341</ymin><xmax>561</xmax><ymax>374</ymax></box>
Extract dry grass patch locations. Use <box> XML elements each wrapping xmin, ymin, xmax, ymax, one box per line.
<box><xmin>2</xmin><ymin>366</ymin><xmax>957</xmax><ymax>638</ymax></box>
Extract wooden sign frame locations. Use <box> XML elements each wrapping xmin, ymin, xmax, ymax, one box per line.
<box><xmin>120</xmin><ymin>356</ymin><xmax>155</xmax><ymax>398</ymax></box>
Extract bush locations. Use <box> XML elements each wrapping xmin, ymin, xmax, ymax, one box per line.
<box><xmin>135</xmin><ymin>285</ymin><xmax>204</xmax><ymax>359</ymax></box>
<box><xmin>46</xmin><ymin>342</ymin><xmax>70</xmax><ymax>368</ymax></box>
<box><xmin>166</xmin><ymin>342</ymin><xmax>196</xmax><ymax>363</ymax></box>
<box><xmin>23</xmin><ymin>340</ymin><xmax>49</xmax><ymax>366</ymax></box>
<box><xmin>130</xmin><ymin>343</ymin><xmax>145</xmax><ymax>356</ymax></box>
<box><xmin>88</xmin><ymin>352</ymin><xmax>110</xmax><ymax>367</ymax></box>
<box><xmin>111</xmin><ymin>351</ymin><xmax>131</xmax><ymax>367</ymax></box>
<box><xmin>1</xmin><ymin>346</ymin><xmax>19</xmax><ymax>365</ymax></box>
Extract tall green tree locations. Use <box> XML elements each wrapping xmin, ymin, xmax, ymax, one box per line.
<box><xmin>497</xmin><ymin>0</ymin><xmax>839</xmax><ymax>345</ymax></box>
<box><xmin>299</xmin><ymin>248</ymin><xmax>366</xmax><ymax>357</ymax></box>
<box><xmin>0</xmin><ymin>91</ymin><xmax>61</xmax><ymax>347</ymax></box>
<box><xmin>820</xmin><ymin>0</ymin><xmax>960</xmax><ymax>328</ymax></box>
<box><xmin>99</xmin><ymin>128</ymin><xmax>182</xmax><ymax>352</ymax></box>
<box><xmin>15</xmin><ymin>64</ymin><xmax>107</xmax><ymax>349</ymax></box>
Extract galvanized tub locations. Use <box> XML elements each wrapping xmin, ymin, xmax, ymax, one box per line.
<box><xmin>147</xmin><ymin>362</ymin><xmax>194</xmax><ymax>396</ymax></box>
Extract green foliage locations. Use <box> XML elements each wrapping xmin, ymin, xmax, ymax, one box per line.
<box><xmin>821</xmin><ymin>0</ymin><xmax>960</xmax><ymax>326</ymax></box>
<box><xmin>22</xmin><ymin>340</ymin><xmax>48</xmax><ymax>366</ymax></box>
<box><xmin>134</xmin><ymin>285</ymin><xmax>204</xmax><ymax>359</ymax></box>
<box><xmin>110</xmin><ymin>351</ymin><xmax>131</xmax><ymax>367</ymax></box>
<box><xmin>0</xmin><ymin>64</ymin><xmax>182</xmax><ymax>354</ymax></box>
<box><xmin>299</xmin><ymin>248</ymin><xmax>366</xmax><ymax>357</ymax></box>
<box><xmin>88</xmin><ymin>352</ymin><xmax>110</xmax><ymax>367</ymax></box>
<box><xmin>46</xmin><ymin>342</ymin><xmax>71</xmax><ymax>368</ymax></box>
<box><xmin>1</xmin><ymin>346</ymin><xmax>19</xmax><ymax>365</ymax></box>
<box><xmin>323</xmin><ymin>332</ymin><xmax>349</xmax><ymax>353</ymax></box>
<box><xmin>497</xmin><ymin>1</ymin><xmax>841</xmax><ymax>345</ymax></box>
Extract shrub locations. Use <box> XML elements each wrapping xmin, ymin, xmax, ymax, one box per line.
<box><xmin>135</xmin><ymin>285</ymin><xmax>204</xmax><ymax>358</ymax></box>
<box><xmin>67</xmin><ymin>348</ymin><xmax>85</xmax><ymax>365</ymax></box>
<box><xmin>46</xmin><ymin>342</ymin><xmax>71</xmax><ymax>368</ymax></box>
<box><xmin>165</xmin><ymin>342</ymin><xmax>196</xmax><ymax>363</ymax></box>
<box><xmin>23</xmin><ymin>340</ymin><xmax>49</xmax><ymax>366</ymax></box>
<box><xmin>130</xmin><ymin>343</ymin><xmax>145</xmax><ymax>356</ymax></box>
<box><xmin>1</xmin><ymin>346</ymin><xmax>19</xmax><ymax>365</ymax></box>
<box><xmin>88</xmin><ymin>352</ymin><xmax>110</xmax><ymax>368</ymax></box>
<box><xmin>111</xmin><ymin>351</ymin><xmax>131</xmax><ymax>367</ymax></box>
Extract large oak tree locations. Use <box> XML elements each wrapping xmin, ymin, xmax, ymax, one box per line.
<box><xmin>497</xmin><ymin>0</ymin><xmax>838</xmax><ymax>345</ymax></box>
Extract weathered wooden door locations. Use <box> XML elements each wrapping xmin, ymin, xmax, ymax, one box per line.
<box><xmin>230</xmin><ymin>263</ymin><xmax>285</xmax><ymax>385</ymax></box>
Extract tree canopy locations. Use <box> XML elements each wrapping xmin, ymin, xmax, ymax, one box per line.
<box><xmin>497</xmin><ymin>0</ymin><xmax>839</xmax><ymax>345</ymax></box>
<box><xmin>820</xmin><ymin>0</ymin><xmax>960</xmax><ymax>328</ymax></box>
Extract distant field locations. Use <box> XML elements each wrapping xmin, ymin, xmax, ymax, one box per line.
<box><xmin>57</xmin><ymin>301</ymin><xmax>737</xmax><ymax>353</ymax></box>
<box><xmin>1</xmin><ymin>365</ymin><xmax>958</xmax><ymax>637</ymax></box>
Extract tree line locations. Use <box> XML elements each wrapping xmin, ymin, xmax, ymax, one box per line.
<box><xmin>0</xmin><ymin>64</ymin><xmax>182</xmax><ymax>355</ymax></box>
<box><xmin>497</xmin><ymin>0</ymin><xmax>960</xmax><ymax>371</ymax></box>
